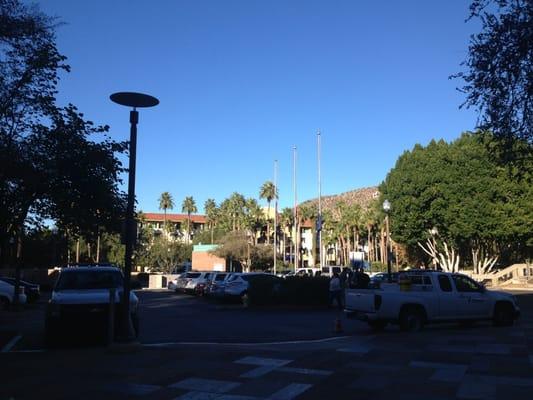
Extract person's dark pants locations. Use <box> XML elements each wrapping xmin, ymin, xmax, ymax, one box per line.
<box><xmin>329</xmin><ymin>290</ymin><xmax>343</xmax><ymax>310</ymax></box>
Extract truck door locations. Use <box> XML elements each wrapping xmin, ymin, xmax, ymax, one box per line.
<box><xmin>437</xmin><ymin>274</ymin><xmax>466</xmax><ymax>320</ymax></box>
<box><xmin>451</xmin><ymin>274</ymin><xmax>491</xmax><ymax>318</ymax></box>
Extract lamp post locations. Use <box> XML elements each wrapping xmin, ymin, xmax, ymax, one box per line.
<box><xmin>430</xmin><ymin>226</ymin><xmax>438</xmax><ymax>269</ymax></box>
<box><xmin>382</xmin><ymin>199</ymin><xmax>392</xmax><ymax>282</ymax></box>
<box><xmin>110</xmin><ymin>92</ymin><xmax>159</xmax><ymax>341</ymax></box>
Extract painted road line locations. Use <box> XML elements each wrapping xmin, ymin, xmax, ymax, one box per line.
<box><xmin>143</xmin><ymin>335</ymin><xmax>353</xmax><ymax>348</ymax></box>
<box><xmin>169</xmin><ymin>378</ymin><xmax>241</xmax><ymax>394</ymax></box>
<box><xmin>236</xmin><ymin>356</ymin><xmax>292</xmax><ymax>378</ymax></box>
<box><xmin>267</xmin><ymin>383</ymin><xmax>313</xmax><ymax>400</ymax></box>
<box><xmin>1</xmin><ymin>335</ymin><xmax>22</xmax><ymax>353</ymax></box>
<box><xmin>278</xmin><ymin>367</ymin><xmax>333</xmax><ymax>376</ymax></box>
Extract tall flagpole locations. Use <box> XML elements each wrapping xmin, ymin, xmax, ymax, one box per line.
<box><xmin>273</xmin><ymin>159</ymin><xmax>278</xmax><ymax>274</ymax></box>
<box><xmin>293</xmin><ymin>146</ymin><xmax>298</xmax><ymax>270</ymax></box>
<box><xmin>317</xmin><ymin>130</ymin><xmax>322</xmax><ymax>268</ymax></box>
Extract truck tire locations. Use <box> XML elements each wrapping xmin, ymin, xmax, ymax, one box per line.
<box><xmin>368</xmin><ymin>320</ymin><xmax>387</xmax><ymax>332</ymax></box>
<box><xmin>399</xmin><ymin>307</ymin><xmax>425</xmax><ymax>332</ymax></box>
<box><xmin>493</xmin><ymin>302</ymin><xmax>514</xmax><ymax>327</ymax></box>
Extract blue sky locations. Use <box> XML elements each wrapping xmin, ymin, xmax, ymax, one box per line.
<box><xmin>39</xmin><ymin>0</ymin><xmax>479</xmax><ymax>213</ymax></box>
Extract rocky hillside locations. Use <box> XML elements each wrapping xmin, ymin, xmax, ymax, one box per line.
<box><xmin>301</xmin><ymin>186</ymin><xmax>380</xmax><ymax>212</ymax></box>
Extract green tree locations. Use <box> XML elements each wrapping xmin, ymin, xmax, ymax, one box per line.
<box><xmin>259</xmin><ymin>181</ymin><xmax>277</xmax><ymax>243</ymax></box>
<box><xmin>204</xmin><ymin>198</ymin><xmax>218</xmax><ymax>244</ymax></box>
<box><xmin>0</xmin><ymin>1</ymin><xmax>126</xmax><ymax>267</ymax></box>
<box><xmin>158</xmin><ymin>192</ymin><xmax>174</xmax><ymax>231</ymax></box>
<box><xmin>454</xmin><ymin>0</ymin><xmax>532</xmax><ymax>145</ymax></box>
<box><xmin>181</xmin><ymin>196</ymin><xmax>197</xmax><ymax>244</ymax></box>
<box><xmin>380</xmin><ymin>133</ymin><xmax>532</xmax><ymax>266</ymax></box>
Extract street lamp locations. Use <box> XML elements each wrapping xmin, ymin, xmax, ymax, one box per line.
<box><xmin>430</xmin><ymin>226</ymin><xmax>439</xmax><ymax>269</ymax></box>
<box><xmin>110</xmin><ymin>92</ymin><xmax>159</xmax><ymax>342</ymax></box>
<box><xmin>382</xmin><ymin>199</ymin><xmax>392</xmax><ymax>282</ymax></box>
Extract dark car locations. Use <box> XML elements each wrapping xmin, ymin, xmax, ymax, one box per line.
<box><xmin>370</xmin><ymin>272</ymin><xmax>399</xmax><ymax>285</ymax></box>
<box><xmin>0</xmin><ymin>277</ymin><xmax>40</xmax><ymax>303</ymax></box>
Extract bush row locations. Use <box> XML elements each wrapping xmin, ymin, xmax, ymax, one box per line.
<box><xmin>247</xmin><ymin>276</ymin><xmax>330</xmax><ymax>306</ymax></box>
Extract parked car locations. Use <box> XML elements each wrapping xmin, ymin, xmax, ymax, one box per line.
<box><xmin>345</xmin><ymin>270</ymin><xmax>520</xmax><ymax>332</ymax></box>
<box><xmin>320</xmin><ymin>265</ymin><xmax>343</xmax><ymax>277</ymax></box>
<box><xmin>0</xmin><ymin>277</ymin><xmax>40</xmax><ymax>303</ymax></box>
<box><xmin>370</xmin><ymin>272</ymin><xmax>399</xmax><ymax>284</ymax></box>
<box><xmin>45</xmin><ymin>266</ymin><xmax>139</xmax><ymax>344</ymax></box>
<box><xmin>224</xmin><ymin>272</ymin><xmax>281</xmax><ymax>302</ymax></box>
<box><xmin>0</xmin><ymin>279</ymin><xmax>27</xmax><ymax>310</ymax></box>
<box><xmin>167</xmin><ymin>273</ymin><xmax>186</xmax><ymax>291</ymax></box>
<box><xmin>194</xmin><ymin>272</ymin><xmax>214</xmax><ymax>296</ymax></box>
<box><xmin>205</xmin><ymin>272</ymin><xmax>233</xmax><ymax>298</ymax></box>
<box><xmin>285</xmin><ymin>268</ymin><xmax>321</xmax><ymax>277</ymax></box>
<box><xmin>182</xmin><ymin>272</ymin><xmax>211</xmax><ymax>294</ymax></box>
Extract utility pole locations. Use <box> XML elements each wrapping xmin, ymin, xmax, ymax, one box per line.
<box><xmin>273</xmin><ymin>159</ymin><xmax>278</xmax><ymax>275</ymax></box>
<box><xmin>317</xmin><ymin>130</ymin><xmax>323</xmax><ymax>268</ymax></box>
<box><xmin>293</xmin><ymin>146</ymin><xmax>298</xmax><ymax>270</ymax></box>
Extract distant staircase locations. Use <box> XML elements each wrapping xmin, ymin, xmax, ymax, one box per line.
<box><xmin>470</xmin><ymin>263</ymin><xmax>533</xmax><ymax>287</ymax></box>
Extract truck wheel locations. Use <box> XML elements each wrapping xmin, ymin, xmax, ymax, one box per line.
<box><xmin>493</xmin><ymin>302</ymin><xmax>514</xmax><ymax>327</ymax></box>
<box><xmin>368</xmin><ymin>321</ymin><xmax>387</xmax><ymax>332</ymax></box>
<box><xmin>399</xmin><ymin>307</ymin><xmax>425</xmax><ymax>332</ymax></box>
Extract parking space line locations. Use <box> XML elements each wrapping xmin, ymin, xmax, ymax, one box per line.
<box><xmin>143</xmin><ymin>336</ymin><xmax>353</xmax><ymax>348</ymax></box>
<box><xmin>1</xmin><ymin>335</ymin><xmax>21</xmax><ymax>353</ymax></box>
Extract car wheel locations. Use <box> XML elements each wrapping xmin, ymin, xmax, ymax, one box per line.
<box><xmin>368</xmin><ymin>320</ymin><xmax>387</xmax><ymax>332</ymax></box>
<box><xmin>0</xmin><ymin>296</ymin><xmax>9</xmax><ymax>311</ymax></box>
<box><xmin>399</xmin><ymin>307</ymin><xmax>425</xmax><ymax>332</ymax></box>
<box><xmin>493</xmin><ymin>302</ymin><xmax>514</xmax><ymax>327</ymax></box>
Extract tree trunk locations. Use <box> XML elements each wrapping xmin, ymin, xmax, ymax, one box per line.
<box><xmin>76</xmin><ymin>238</ymin><xmax>80</xmax><ymax>263</ymax></box>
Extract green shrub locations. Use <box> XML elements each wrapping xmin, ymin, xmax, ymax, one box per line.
<box><xmin>247</xmin><ymin>275</ymin><xmax>284</xmax><ymax>306</ymax></box>
<box><xmin>247</xmin><ymin>275</ymin><xmax>329</xmax><ymax>306</ymax></box>
<box><xmin>282</xmin><ymin>276</ymin><xmax>329</xmax><ymax>305</ymax></box>
<box><xmin>370</xmin><ymin>262</ymin><xmax>388</xmax><ymax>272</ymax></box>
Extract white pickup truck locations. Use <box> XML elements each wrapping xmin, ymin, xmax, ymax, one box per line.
<box><xmin>345</xmin><ymin>270</ymin><xmax>520</xmax><ymax>331</ymax></box>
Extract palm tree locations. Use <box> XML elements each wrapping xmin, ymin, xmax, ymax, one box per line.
<box><xmin>259</xmin><ymin>181</ymin><xmax>277</xmax><ymax>243</ymax></box>
<box><xmin>182</xmin><ymin>196</ymin><xmax>197</xmax><ymax>244</ymax></box>
<box><xmin>204</xmin><ymin>198</ymin><xmax>217</xmax><ymax>244</ymax></box>
<box><xmin>158</xmin><ymin>192</ymin><xmax>174</xmax><ymax>232</ymax></box>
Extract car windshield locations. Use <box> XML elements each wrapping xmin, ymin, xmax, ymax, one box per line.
<box><xmin>186</xmin><ymin>273</ymin><xmax>201</xmax><ymax>279</ymax></box>
<box><xmin>55</xmin><ymin>270</ymin><xmax>123</xmax><ymax>290</ymax></box>
<box><xmin>215</xmin><ymin>274</ymin><xmax>226</xmax><ymax>281</ymax></box>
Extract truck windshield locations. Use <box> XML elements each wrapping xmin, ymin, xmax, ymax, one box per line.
<box><xmin>56</xmin><ymin>270</ymin><xmax>123</xmax><ymax>290</ymax></box>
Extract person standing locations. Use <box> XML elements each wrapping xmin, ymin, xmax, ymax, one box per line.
<box><xmin>329</xmin><ymin>272</ymin><xmax>343</xmax><ymax>310</ymax></box>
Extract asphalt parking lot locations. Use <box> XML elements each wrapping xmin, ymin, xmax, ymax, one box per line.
<box><xmin>1</xmin><ymin>290</ymin><xmax>533</xmax><ymax>399</ymax></box>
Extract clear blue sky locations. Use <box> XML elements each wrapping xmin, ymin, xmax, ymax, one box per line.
<box><xmin>39</xmin><ymin>0</ymin><xmax>478</xmax><ymax>213</ymax></box>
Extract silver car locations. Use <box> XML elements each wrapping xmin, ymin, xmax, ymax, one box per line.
<box><xmin>224</xmin><ymin>273</ymin><xmax>279</xmax><ymax>300</ymax></box>
<box><xmin>206</xmin><ymin>272</ymin><xmax>233</xmax><ymax>298</ymax></box>
<box><xmin>183</xmin><ymin>272</ymin><xmax>211</xmax><ymax>294</ymax></box>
